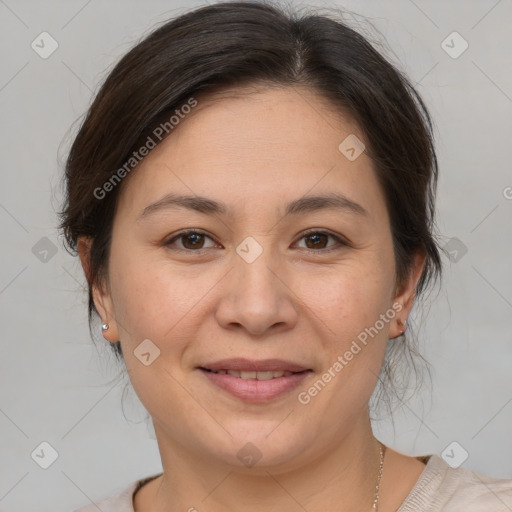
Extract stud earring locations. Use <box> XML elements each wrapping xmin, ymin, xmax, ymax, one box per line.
<box><xmin>398</xmin><ymin>319</ymin><xmax>407</xmax><ymax>335</ymax></box>
<box><xmin>101</xmin><ymin>323</ymin><xmax>109</xmax><ymax>332</ymax></box>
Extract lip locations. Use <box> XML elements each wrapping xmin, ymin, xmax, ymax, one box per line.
<box><xmin>199</xmin><ymin>358</ymin><xmax>310</xmax><ymax>373</ymax></box>
<box><xmin>199</xmin><ymin>367</ymin><xmax>312</xmax><ymax>403</ymax></box>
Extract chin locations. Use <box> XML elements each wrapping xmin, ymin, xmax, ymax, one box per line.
<box><xmin>199</xmin><ymin>423</ymin><xmax>315</xmax><ymax>472</ymax></box>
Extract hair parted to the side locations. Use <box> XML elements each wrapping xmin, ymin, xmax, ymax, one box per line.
<box><xmin>59</xmin><ymin>1</ymin><xmax>442</xmax><ymax>419</ymax></box>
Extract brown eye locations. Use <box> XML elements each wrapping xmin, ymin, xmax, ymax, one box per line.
<box><xmin>304</xmin><ymin>232</ymin><xmax>329</xmax><ymax>249</ymax></box>
<box><xmin>181</xmin><ymin>232</ymin><xmax>205</xmax><ymax>249</ymax></box>
<box><xmin>165</xmin><ymin>230</ymin><xmax>217</xmax><ymax>251</ymax></box>
<box><xmin>296</xmin><ymin>230</ymin><xmax>348</xmax><ymax>253</ymax></box>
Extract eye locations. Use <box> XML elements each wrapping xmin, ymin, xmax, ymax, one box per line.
<box><xmin>295</xmin><ymin>229</ymin><xmax>348</xmax><ymax>253</ymax></box>
<box><xmin>164</xmin><ymin>230</ymin><xmax>219</xmax><ymax>251</ymax></box>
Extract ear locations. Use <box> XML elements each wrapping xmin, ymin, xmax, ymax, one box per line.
<box><xmin>77</xmin><ymin>236</ymin><xmax>119</xmax><ymax>343</ymax></box>
<box><xmin>390</xmin><ymin>250</ymin><xmax>426</xmax><ymax>338</ymax></box>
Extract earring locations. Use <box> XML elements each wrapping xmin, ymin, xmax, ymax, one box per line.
<box><xmin>101</xmin><ymin>323</ymin><xmax>109</xmax><ymax>332</ymax></box>
<box><xmin>398</xmin><ymin>319</ymin><xmax>407</xmax><ymax>335</ymax></box>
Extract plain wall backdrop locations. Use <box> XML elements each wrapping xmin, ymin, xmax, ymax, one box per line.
<box><xmin>0</xmin><ymin>0</ymin><xmax>511</xmax><ymax>510</ymax></box>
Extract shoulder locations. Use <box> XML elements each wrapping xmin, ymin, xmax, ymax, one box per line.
<box><xmin>71</xmin><ymin>474</ymin><xmax>161</xmax><ymax>512</ymax></box>
<box><xmin>398</xmin><ymin>454</ymin><xmax>512</xmax><ymax>512</ymax></box>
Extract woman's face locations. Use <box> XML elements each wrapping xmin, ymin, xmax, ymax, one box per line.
<box><xmin>89</xmin><ymin>86</ymin><xmax>419</xmax><ymax>471</ymax></box>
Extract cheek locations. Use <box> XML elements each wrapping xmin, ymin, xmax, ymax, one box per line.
<box><xmin>108</xmin><ymin>244</ymin><xmax>220</xmax><ymax>347</ymax></box>
<box><xmin>294</xmin><ymin>267</ymin><xmax>394</xmax><ymax>414</ymax></box>
<box><xmin>304</xmin><ymin>261</ymin><xmax>395</xmax><ymax>336</ymax></box>
<box><xmin>107</xmin><ymin>252</ymin><xmax>200</xmax><ymax>414</ymax></box>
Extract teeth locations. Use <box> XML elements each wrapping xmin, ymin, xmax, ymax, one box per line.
<box><xmin>212</xmin><ymin>369</ymin><xmax>294</xmax><ymax>379</ymax></box>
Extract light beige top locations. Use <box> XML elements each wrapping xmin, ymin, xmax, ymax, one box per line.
<box><xmin>73</xmin><ymin>454</ymin><xmax>512</xmax><ymax>511</ymax></box>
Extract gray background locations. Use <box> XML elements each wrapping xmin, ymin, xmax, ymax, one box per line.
<box><xmin>0</xmin><ymin>0</ymin><xmax>511</xmax><ymax>511</ymax></box>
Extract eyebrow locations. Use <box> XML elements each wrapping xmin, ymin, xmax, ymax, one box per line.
<box><xmin>138</xmin><ymin>192</ymin><xmax>368</xmax><ymax>220</ymax></box>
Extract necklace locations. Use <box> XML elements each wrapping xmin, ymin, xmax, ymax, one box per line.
<box><xmin>372</xmin><ymin>441</ymin><xmax>386</xmax><ymax>511</ymax></box>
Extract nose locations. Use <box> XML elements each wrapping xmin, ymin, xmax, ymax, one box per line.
<box><xmin>215</xmin><ymin>245</ymin><xmax>299</xmax><ymax>336</ymax></box>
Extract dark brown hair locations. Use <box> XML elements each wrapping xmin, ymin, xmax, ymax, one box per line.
<box><xmin>60</xmin><ymin>1</ymin><xmax>442</xmax><ymax>415</ymax></box>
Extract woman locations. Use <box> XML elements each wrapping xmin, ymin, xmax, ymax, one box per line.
<box><xmin>60</xmin><ymin>2</ymin><xmax>512</xmax><ymax>511</ymax></box>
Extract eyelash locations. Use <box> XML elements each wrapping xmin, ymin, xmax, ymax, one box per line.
<box><xmin>164</xmin><ymin>228</ymin><xmax>349</xmax><ymax>255</ymax></box>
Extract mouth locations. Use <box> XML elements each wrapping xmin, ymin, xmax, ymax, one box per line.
<box><xmin>197</xmin><ymin>360</ymin><xmax>313</xmax><ymax>403</ymax></box>
<box><xmin>200</xmin><ymin>368</ymin><xmax>301</xmax><ymax>380</ymax></box>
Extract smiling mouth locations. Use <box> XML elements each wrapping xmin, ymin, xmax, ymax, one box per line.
<box><xmin>200</xmin><ymin>368</ymin><xmax>309</xmax><ymax>380</ymax></box>
<box><xmin>198</xmin><ymin>366</ymin><xmax>312</xmax><ymax>403</ymax></box>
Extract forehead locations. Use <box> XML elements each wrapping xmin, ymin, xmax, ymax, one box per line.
<box><xmin>169</xmin><ymin>84</ymin><xmax>360</xmax><ymax>162</ymax></box>
<box><xmin>116</xmin><ymin>85</ymin><xmax>386</xmax><ymax>222</ymax></box>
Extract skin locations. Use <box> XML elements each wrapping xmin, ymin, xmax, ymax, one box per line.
<box><xmin>79</xmin><ymin>85</ymin><xmax>427</xmax><ymax>512</ymax></box>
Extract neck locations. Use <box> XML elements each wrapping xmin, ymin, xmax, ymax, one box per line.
<box><xmin>142</xmin><ymin>412</ymin><xmax>384</xmax><ymax>512</ymax></box>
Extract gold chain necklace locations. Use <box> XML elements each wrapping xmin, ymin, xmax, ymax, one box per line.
<box><xmin>372</xmin><ymin>442</ymin><xmax>386</xmax><ymax>511</ymax></box>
